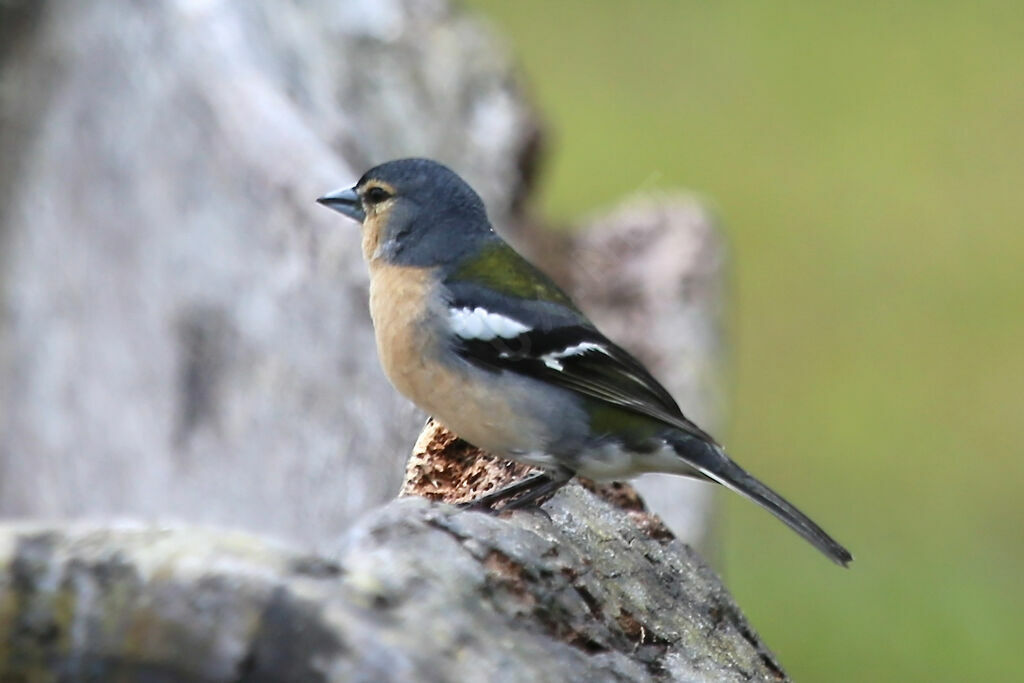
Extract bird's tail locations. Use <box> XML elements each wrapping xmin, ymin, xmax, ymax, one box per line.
<box><xmin>669</xmin><ymin>435</ymin><xmax>853</xmax><ymax>567</ymax></box>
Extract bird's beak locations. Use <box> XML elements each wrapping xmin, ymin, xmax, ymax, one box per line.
<box><xmin>316</xmin><ymin>186</ymin><xmax>365</xmax><ymax>222</ymax></box>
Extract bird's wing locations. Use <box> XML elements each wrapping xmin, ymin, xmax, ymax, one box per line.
<box><xmin>443</xmin><ymin>281</ymin><xmax>716</xmax><ymax>445</ymax></box>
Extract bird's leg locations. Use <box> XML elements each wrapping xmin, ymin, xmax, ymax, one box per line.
<box><xmin>459</xmin><ymin>472</ymin><xmax>551</xmax><ymax>511</ymax></box>
<box><xmin>459</xmin><ymin>467</ymin><xmax>575</xmax><ymax>512</ymax></box>
<box><xmin>500</xmin><ymin>467</ymin><xmax>574</xmax><ymax>510</ymax></box>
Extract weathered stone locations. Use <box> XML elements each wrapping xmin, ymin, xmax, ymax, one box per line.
<box><xmin>0</xmin><ymin>491</ymin><xmax>788</xmax><ymax>682</ymax></box>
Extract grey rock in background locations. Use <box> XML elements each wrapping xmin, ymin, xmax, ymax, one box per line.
<box><xmin>0</xmin><ymin>489</ymin><xmax>787</xmax><ymax>682</ymax></box>
<box><xmin>0</xmin><ymin>0</ymin><xmax>538</xmax><ymax>542</ymax></box>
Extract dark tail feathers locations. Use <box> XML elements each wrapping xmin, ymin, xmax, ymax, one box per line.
<box><xmin>671</xmin><ymin>436</ymin><xmax>853</xmax><ymax>567</ymax></box>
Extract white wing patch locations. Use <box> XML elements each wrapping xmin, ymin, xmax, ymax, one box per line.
<box><xmin>449</xmin><ymin>306</ymin><xmax>531</xmax><ymax>341</ymax></box>
<box><xmin>541</xmin><ymin>341</ymin><xmax>610</xmax><ymax>371</ymax></box>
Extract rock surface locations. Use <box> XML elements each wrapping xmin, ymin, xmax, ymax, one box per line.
<box><xmin>0</xmin><ymin>491</ymin><xmax>788</xmax><ymax>682</ymax></box>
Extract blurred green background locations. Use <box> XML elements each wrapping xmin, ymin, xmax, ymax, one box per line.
<box><xmin>465</xmin><ymin>1</ymin><xmax>1023</xmax><ymax>680</ymax></box>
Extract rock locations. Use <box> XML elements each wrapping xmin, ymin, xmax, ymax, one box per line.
<box><xmin>0</xmin><ymin>492</ymin><xmax>788</xmax><ymax>681</ymax></box>
<box><xmin>0</xmin><ymin>0</ymin><xmax>539</xmax><ymax>542</ymax></box>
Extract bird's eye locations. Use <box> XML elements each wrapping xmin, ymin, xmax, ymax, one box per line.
<box><xmin>364</xmin><ymin>186</ymin><xmax>392</xmax><ymax>204</ymax></box>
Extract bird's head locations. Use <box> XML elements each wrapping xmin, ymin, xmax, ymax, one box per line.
<box><xmin>318</xmin><ymin>158</ymin><xmax>491</xmax><ymax>266</ymax></box>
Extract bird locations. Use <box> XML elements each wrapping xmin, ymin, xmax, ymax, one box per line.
<box><xmin>317</xmin><ymin>158</ymin><xmax>852</xmax><ymax>567</ymax></box>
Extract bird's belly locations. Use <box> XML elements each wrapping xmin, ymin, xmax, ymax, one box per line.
<box><xmin>572</xmin><ymin>441</ymin><xmax>703</xmax><ymax>481</ymax></box>
<box><xmin>420</xmin><ymin>377</ymin><xmax>548</xmax><ymax>456</ymax></box>
<box><xmin>393</xmin><ymin>356</ymin><xmax>550</xmax><ymax>455</ymax></box>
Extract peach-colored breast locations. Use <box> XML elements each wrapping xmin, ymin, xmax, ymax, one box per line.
<box><xmin>366</xmin><ymin>260</ymin><xmax>548</xmax><ymax>455</ymax></box>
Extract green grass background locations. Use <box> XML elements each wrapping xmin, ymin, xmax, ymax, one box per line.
<box><xmin>465</xmin><ymin>1</ymin><xmax>1023</xmax><ymax>679</ymax></box>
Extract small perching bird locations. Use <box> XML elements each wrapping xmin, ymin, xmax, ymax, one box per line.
<box><xmin>318</xmin><ymin>158</ymin><xmax>852</xmax><ymax>567</ymax></box>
